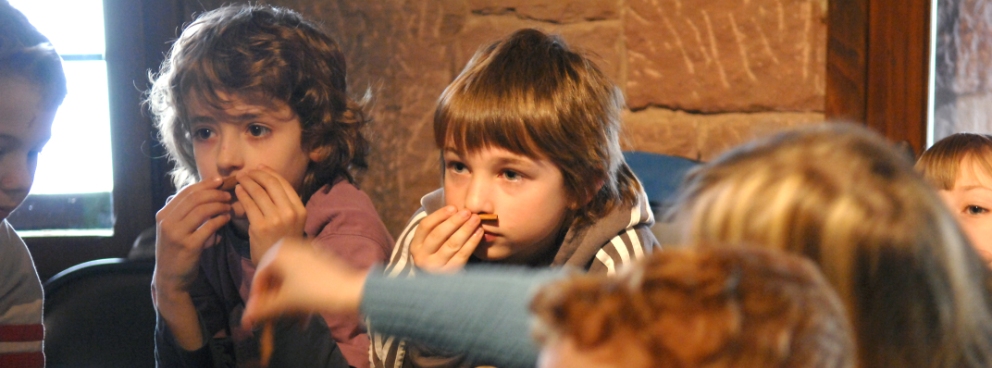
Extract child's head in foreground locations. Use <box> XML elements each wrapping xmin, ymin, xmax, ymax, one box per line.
<box><xmin>147</xmin><ymin>4</ymin><xmax>369</xmax><ymax>203</ymax></box>
<box><xmin>673</xmin><ymin>123</ymin><xmax>992</xmax><ymax>367</ymax></box>
<box><xmin>433</xmin><ymin>28</ymin><xmax>640</xmax><ymax>262</ymax></box>
<box><xmin>0</xmin><ymin>0</ymin><xmax>66</xmax><ymax>220</ymax></box>
<box><xmin>916</xmin><ymin>133</ymin><xmax>992</xmax><ymax>266</ymax></box>
<box><xmin>530</xmin><ymin>246</ymin><xmax>855</xmax><ymax>368</ymax></box>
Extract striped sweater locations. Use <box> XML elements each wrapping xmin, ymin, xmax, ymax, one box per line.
<box><xmin>0</xmin><ymin>219</ymin><xmax>44</xmax><ymax>368</ymax></box>
<box><xmin>369</xmin><ymin>187</ymin><xmax>660</xmax><ymax>367</ymax></box>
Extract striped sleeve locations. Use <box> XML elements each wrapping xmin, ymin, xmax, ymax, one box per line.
<box><xmin>0</xmin><ymin>321</ymin><xmax>44</xmax><ymax>368</ymax></box>
<box><xmin>369</xmin><ymin>210</ymin><xmax>427</xmax><ymax>367</ymax></box>
<box><xmin>589</xmin><ymin>202</ymin><xmax>659</xmax><ymax>276</ymax></box>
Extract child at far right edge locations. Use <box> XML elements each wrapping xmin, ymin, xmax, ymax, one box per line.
<box><xmin>372</xmin><ymin>28</ymin><xmax>660</xmax><ymax>368</ymax></box>
<box><xmin>916</xmin><ymin>133</ymin><xmax>992</xmax><ymax>267</ymax></box>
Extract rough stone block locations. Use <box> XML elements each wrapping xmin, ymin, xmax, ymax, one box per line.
<box><xmin>467</xmin><ymin>0</ymin><xmax>620</xmax><ymax>23</ymax></box>
<box><xmin>697</xmin><ymin>112</ymin><xmax>824</xmax><ymax>161</ymax></box>
<box><xmin>625</xmin><ymin>0</ymin><xmax>826</xmax><ymax>112</ymax></box>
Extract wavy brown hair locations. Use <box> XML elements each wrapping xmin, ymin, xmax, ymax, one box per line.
<box><xmin>147</xmin><ymin>4</ymin><xmax>370</xmax><ymax>202</ymax></box>
<box><xmin>531</xmin><ymin>247</ymin><xmax>855</xmax><ymax>368</ymax></box>
<box><xmin>673</xmin><ymin>123</ymin><xmax>992</xmax><ymax>368</ymax></box>
<box><xmin>434</xmin><ymin>28</ymin><xmax>639</xmax><ymax>230</ymax></box>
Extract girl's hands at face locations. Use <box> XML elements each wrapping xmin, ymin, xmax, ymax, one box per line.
<box><xmin>154</xmin><ymin>177</ymin><xmax>232</xmax><ymax>294</ymax></box>
<box><xmin>409</xmin><ymin>205</ymin><xmax>484</xmax><ymax>273</ymax></box>
<box><xmin>242</xmin><ymin>236</ymin><xmax>367</xmax><ymax>329</ymax></box>
<box><xmin>234</xmin><ymin>166</ymin><xmax>308</xmax><ymax>266</ymax></box>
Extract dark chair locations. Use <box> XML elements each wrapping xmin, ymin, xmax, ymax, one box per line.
<box><xmin>623</xmin><ymin>151</ymin><xmax>700</xmax><ymax>246</ymax></box>
<box><xmin>43</xmin><ymin>258</ymin><xmax>156</xmax><ymax>368</ymax></box>
<box><xmin>623</xmin><ymin>151</ymin><xmax>699</xmax><ymax>218</ymax></box>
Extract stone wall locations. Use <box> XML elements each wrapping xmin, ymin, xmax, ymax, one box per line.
<box><xmin>932</xmin><ymin>0</ymin><xmax>992</xmax><ymax>141</ymax></box>
<box><xmin>181</xmin><ymin>0</ymin><xmax>828</xmax><ymax>236</ymax></box>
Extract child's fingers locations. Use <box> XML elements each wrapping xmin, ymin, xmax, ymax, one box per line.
<box><xmin>191</xmin><ymin>213</ymin><xmax>232</xmax><ymax>248</ymax></box>
<box><xmin>447</xmin><ymin>227</ymin><xmax>483</xmax><ymax>268</ymax></box>
<box><xmin>416</xmin><ymin>209</ymin><xmax>473</xmax><ymax>254</ymax></box>
<box><xmin>234</xmin><ymin>173</ymin><xmax>276</xmax><ymax>216</ymax></box>
<box><xmin>239</xmin><ymin>168</ymin><xmax>305</xmax><ymax>221</ymax></box>
<box><xmin>235</xmin><ymin>185</ymin><xmax>264</xmax><ymax>224</ymax></box>
<box><xmin>160</xmin><ymin>180</ymin><xmax>231</xmax><ymax>220</ymax></box>
<box><xmin>437</xmin><ymin>214</ymin><xmax>481</xmax><ymax>253</ymax></box>
<box><xmin>410</xmin><ymin>206</ymin><xmax>458</xmax><ymax>253</ymax></box>
<box><xmin>159</xmin><ymin>201</ymin><xmax>231</xmax><ymax>244</ymax></box>
<box><xmin>253</xmin><ymin>166</ymin><xmax>300</xmax><ymax>201</ymax></box>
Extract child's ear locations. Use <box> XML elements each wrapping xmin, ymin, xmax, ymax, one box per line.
<box><xmin>308</xmin><ymin>146</ymin><xmax>330</xmax><ymax>162</ymax></box>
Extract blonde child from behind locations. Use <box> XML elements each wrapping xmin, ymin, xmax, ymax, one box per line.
<box><xmin>673</xmin><ymin>124</ymin><xmax>992</xmax><ymax>368</ymax></box>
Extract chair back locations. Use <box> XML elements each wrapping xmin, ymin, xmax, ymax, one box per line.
<box><xmin>43</xmin><ymin>258</ymin><xmax>156</xmax><ymax>368</ymax></box>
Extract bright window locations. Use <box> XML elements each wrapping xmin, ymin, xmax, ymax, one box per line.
<box><xmin>7</xmin><ymin>0</ymin><xmax>114</xmax><ymax>236</ymax></box>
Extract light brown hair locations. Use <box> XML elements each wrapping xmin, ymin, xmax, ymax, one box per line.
<box><xmin>673</xmin><ymin>123</ymin><xmax>992</xmax><ymax>368</ymax></box>
<box><xmin>530</xmin><ymin>247</ymin><xmax>855</xmax><ymax>368</ymax></box>
<box><xmin>147</xmin><ymin>4</ymin><xmax>370</xmax><ymax>202</ymax></box>
<box><xmin>434</xmin><ymin>28</ymin><xmax>639</xmax><ymax>230</ymax></box>
<box><xmin>916</xmin><ymin>133</ymin><xmax>992</xmax><ymax>190</ymax></box>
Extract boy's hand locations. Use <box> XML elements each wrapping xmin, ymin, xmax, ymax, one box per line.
<box><xmin>234</xmin><ymin>166</ymin><xmax>307</xmax><ymax>265</ymax></box>
<box><xmin>154</xmin><ymin>177</ymin><xmax>232</xmax><ymax>295</ymax></box>
<box><xmin>242</xmin><ymin>236</ymin><xmax>367</xmax><ymax>329</ymax></box>
<box><xmin>410</xmin><ymin>205</ymin><xmax>484</xmax><ymax>273</ymax></box>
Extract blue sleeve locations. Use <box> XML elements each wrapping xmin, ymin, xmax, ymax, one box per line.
<box><xmin>360</xmin><ymin>265</ymin><xmax>567</xmax><ymax>368</ymax></box>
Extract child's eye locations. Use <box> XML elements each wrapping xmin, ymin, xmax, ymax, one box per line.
<box><xmin>447</xmin><ymin>162</ymin><xmax>468</xmax><ymax>173</ymax></box>
<box><xmin>965</xmin><ymin>205</ymin><xmax>989</xmax><ymax>215</ymax></box>
<box><xmin>502</xmin><ymin>170</ymin><xmax>522</xmax><ymax>181</ymax></box>
<box><xmin>192</xmin><ymin>128</ymin><xmax>214</xmax><ymax>141</ymax></box>
<box><xmin>247</xmin><ymin>125</ymin><xmax>270</xmax><ymax>137</ymax></box>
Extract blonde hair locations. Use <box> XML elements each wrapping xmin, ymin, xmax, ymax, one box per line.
<box><xmin>673</xmin><ymin>123</ymin><xmax>992</xmax><ymax>368</ymax></box>
<box><xmin>530</xmin><ymin>247</ymin><xmax>855</xmax><ymax>368</ymax></box>
<box><xmin>434</xmin><ymin>28</ymin><xmax>639</xmax><ymax>230</ymax></box>
<box><xmin>916</xmin><ymin>133</ymin><xmax>992</xmax><ymax>190</ymax></box>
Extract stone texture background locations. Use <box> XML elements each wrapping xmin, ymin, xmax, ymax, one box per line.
<box><xmin>181</xmin><ymin>0</ymin><xmax>828</xmax><ymax>236</ymax></box>
<box><xmin>932</xmin><ymin>0</ymin><xmax>992</xmax><ymax>141</ymax></box>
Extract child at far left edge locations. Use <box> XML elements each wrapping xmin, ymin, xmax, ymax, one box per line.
<box><xmin>146</xmin><ymin>4</ymin><xmax>393</xmax><ymax>367</ymax></box>
<box><xmin>0</xmin><ymin>1</ymin><xmax>67</xmax><ymax>367</ymax></box>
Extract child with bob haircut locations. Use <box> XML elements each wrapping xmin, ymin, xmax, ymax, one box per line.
<box><xmin>530</xmin><ymin>246</ymin><xmax>855</xmax><ymax>368</ymax></box>
<box><xmin>673</xmin><ymin>124</ymin><xmax>992</xmax><ymax>368</ymax></box>
<box><xmin>916</xmin><ymin>133</ymin><xmax>992</xmax><ymax>267</ymax></box>
<box><xmin>0</xmin><ymin>1</ymin><xmax>66</xmax><ymax>366</ymax></box>
<box><xmin>374</xmin><ymin>28</ymin><xmax>659</xmax><ymax>367</ymax></box>
<box><xmin>146</xmin><ymin>4</ymin><xmax>393</xmax><ymax>367</ymax></box>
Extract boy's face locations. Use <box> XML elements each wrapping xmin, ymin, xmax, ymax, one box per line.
<box><xmin>0</xmin><ymin>76</ymin><xmax>54</xmax><ymax>220</ymax></box>
<box><xmin>187</xmin><ymin>92</ymin><xmax>311</xmax><ymax>229</ymax></box>
<box><xmin>442</xmin><ymin>144</ymin><xmax>571</xmax><ymax>263</ymax></box>
<box><xmin>939</xmin><ymin>155</ymin><xmax>992</xmax><ymax>266</ymax></box>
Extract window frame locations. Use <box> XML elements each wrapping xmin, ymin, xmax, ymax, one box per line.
<box><xmin>26</xmin><ymin>0</ymin><xmax>182</xmax><ymax>281</ymax></box>
<box><xmin>826</xmin><ymin>0</ymin><xmax>933</xmax><ymax>155</ymax></box>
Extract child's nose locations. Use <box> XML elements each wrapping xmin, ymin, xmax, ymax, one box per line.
<box><xmin>463</xmin><ymin>177</ymin><xmax>494</xmax><ymax>214</ymax></box>
<box><xmin>0</xmin><ymin>155</ymin><xmax>33</xmax><ymax>196</ymax></box>
<box><xmin>216</xmin><ymin>135</ymin><xmax>244</xmax><ymax>173</ymax></box>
